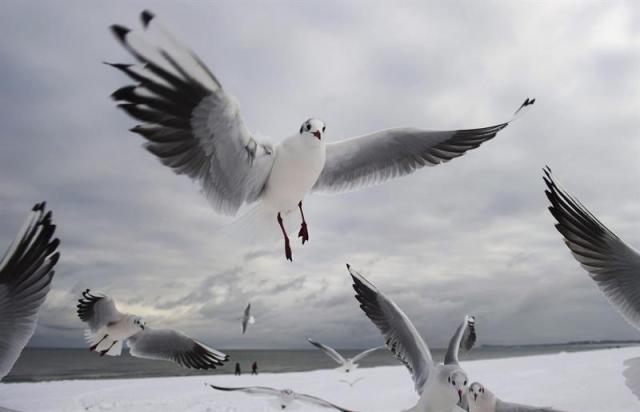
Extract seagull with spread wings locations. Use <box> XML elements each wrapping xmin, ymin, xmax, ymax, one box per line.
<box><xmin>347</xmin><ymin>264</ymin><xmax>475</xmax><ymax>412</ymax></box>
<box><xmin>208</xmin><ymin>384</ymin><xmax>358</xmax><ymax>411</ymax></box>
<box><xmin>241</xmin><ymin>302</ymin><xmax>255</xmax><ymax>335</ymax></box>
<box><xmin>107</xmin><ymin>10</ymin><xmax>535</xmax><ymax>261</ymax></box>
<box><xmin>0</xmin><ymin>203</ymin><xmax>60</xmax><ymax>380</ymax></box>
<box><xmin>543</xmin><ymin>167</ymin><xmax>640</xmax><ymax>402</ymax></box>
<box><xmin>307</xmin><ymin>338</ymin><xmax>384</xmax><ymax>373</ymax></box>
<box><xmin>77</xmin><ymin>290</ymin><xmax>228</xmax><ymax>369</ymax></box>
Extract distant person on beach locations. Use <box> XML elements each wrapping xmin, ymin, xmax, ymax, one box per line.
<box><xmin>251</xmin><ymin>361</ymin><xmax>258</xmax><ymax>375</ymax></box>
<box><xmin>235</xmin><ymin>362</ymin><xmax>241</xmax><ymax>376</ymax></box>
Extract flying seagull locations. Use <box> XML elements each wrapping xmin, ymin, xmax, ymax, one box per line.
<box><xmin>208</xmin><ymin>384</ymin><xmax>358</xmax><ymax>411</ymax></box>
<box><xmin>241</xmin><ymin>302</ymin><xmax>255</xmax><ymax>335</ymax></box>
<box><xmin>107</xmin><ymin>10</ymin><xmax>535</xmax><ymax>261</ymax></box>
<box><xmin>77</xmin><ymin>290</ymin><xmax>228</xmax><ymax>369</ymax></box>
<box><xmin>347</xmin><ymin>264</ymin><xmax>475</xmax><ymax>412</ymax></box>
<box><xmin>543</xmin><ymin>166</ymin><xmax>640</xmax><ymax>401</ymax></box>
<box><xmin>307</xmin><ymin>338</ymin><xmax>384</xmax><ymax>373</ymax></box>
<box><xmin>467</xmin><ymin>382</ymin><xmax>567</xmax><ymax>412</ymax></box>
<box><xmin>339</xmin><ymin>377</ymin><xmax>365</xmax><ymax>388</ymax></box>
<box><xmin>0</xmin><ymin>202</ymin><xmax>60</xmax><ymax>380</ymax></box>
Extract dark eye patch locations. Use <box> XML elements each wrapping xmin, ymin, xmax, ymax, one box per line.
<box><xmin>306</xmin><ymin>124</ymin><xmax>311</xmax><ymax>131</ymax></box>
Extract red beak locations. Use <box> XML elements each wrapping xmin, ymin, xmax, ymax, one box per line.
<box><xmin>458</xmin><ymin>390</ymin><xmax>462</xmax><ymax>402</ymax></box>
<box><xmin>312</xmin><ymin>131</ymin><xmax>321</xmax><ymax>140</ymax></box>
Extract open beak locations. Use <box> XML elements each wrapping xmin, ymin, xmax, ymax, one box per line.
<box><xmin>473</xmin><ymin>394</ymin><xmax>477</xmax><ymax>401</ymax></box>
<box><xmin>312</xmin><ymin>131</ymin><xmax>321</xmax><ymax>140</ymax></box>
<box><xmin>458</xmin><ymin>390</ymin><xmax>462</xmax><ymax>403</ymax></box>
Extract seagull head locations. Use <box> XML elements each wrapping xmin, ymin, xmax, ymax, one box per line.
<box><xmin>299</xmin><ymin>118</ymin><xmax>326</xmax><ymax>141</ymax></box>
<box><xmin>447</xmin><ymin>370</ymin><xmax>468</xmax><ymax>403</ymax></box>
<box><xmin>468</xmin><ymin>382</ymin><xmax>486</xmax><ymax>403</ymax></box>
<box><xmin>132</xmin><ymin>316</ymin><xmax>146</xmax><ymax>330</ymax></box>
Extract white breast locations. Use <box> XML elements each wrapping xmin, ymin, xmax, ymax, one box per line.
<box><xmin>263</xmin><ymin>135</ymin><xmax>326</xmax><ymax>212</ymax></box>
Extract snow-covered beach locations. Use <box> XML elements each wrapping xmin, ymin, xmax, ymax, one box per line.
<box><xmin>1</xmin><ymin>347</ymin><xmax>638</xmax><ymax>412</ymax></box>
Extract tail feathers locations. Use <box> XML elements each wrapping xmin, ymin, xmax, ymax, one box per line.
<box><xmin>215</xmin><ymin>203</ymin><xmax>288</xmax><ymax>245</ymax></box>
<box><xmin>105</xmin><ymin>340</ymin><xmax>123</xmax><ymax>357</ymax></box>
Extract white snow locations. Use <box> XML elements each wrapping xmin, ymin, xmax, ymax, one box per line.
<box><xmin>0</xmin><ymin>347</ymin><xmax>638</xmax><ymax>412</ymax></box>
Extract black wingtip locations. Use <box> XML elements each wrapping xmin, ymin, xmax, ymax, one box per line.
<box><xmin>110</xmin><ymin>25</ymin><xmax>130</xmax><ymax>44</ymax></box>
<box><xmin>32</xmin><ymin>201</ymin><xmax>46</xmax><ymax>211</ymax></box>
<box><xmin>345</xmin><ymin>263</ymin><xmax>351</xmax><ymax>270</ymax></box>
<box><xmin>141</xmin><ymin>10</ymin><xmax>155</xmax><ymax>28</ymax></box>
<box><xmin>49</xmin><ymin>252</ymin><xmax>61</xmax><ymax>266</ymax></box>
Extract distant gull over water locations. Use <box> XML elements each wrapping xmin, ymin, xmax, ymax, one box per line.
<box><xmin>347</xmin><ymin>264</ymin><xmax>475</xmax><ymax>412</ymax></box>
<box><xmin>77</xmin><ymin>290</ymin><xmax>228</xmax><ymax>369</ymax></box>
<box><xmin>307</xmin><ymin>338</ymin><xmax>384</xmax><ymax>373</ymax></box>
<box><xmin>208</xmin><ymin>384</ymin><xmax>359</xmax><ymax>411</ymax></box>
<box><xmin>543</xmin><ymin>167</ymin><xmax>640</xmax><ymax>401</ymax></box>
<box><xmin>0</xmin><ymin>202</ymin><xmax>60</xmax><ymax>380</ymax></box>
<box><xmin>467</xmin><ymin>382</ymin><xmax>567</xmax><ymax>412</ymax></box>
<box><xmin>107</xmin><ymin>10</ymin><xmax>535</xmax><ymax>261</ymax></box>
<box><xmin>241</xmin><ymin>302</ymin><xmax>255</xmax><ymax>335</ymax></box>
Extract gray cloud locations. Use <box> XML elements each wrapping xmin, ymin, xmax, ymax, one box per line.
<box><xmin>2</xmin><ymin>1</ymin><xmax>640</xmax><ymax>351</ymax></box>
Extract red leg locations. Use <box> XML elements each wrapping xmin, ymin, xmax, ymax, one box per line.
<box><xmin>100</xmin><ymin>340</ymin><xmax>118</xmax><ymax>356</ymax></box>
<box><xmin>297</xmin><ymin>201</ymin><xmax>309</xmax><ymax>244</ymax></box>
<box><xmin>90</xmin><ymin>334</ymin><xmax>108</xmax><ymax>352</ymax></box>
<box><xmin>277</xmin><ymin>212</ymin><xmax>292</xmax><ymax>261</ymax></box>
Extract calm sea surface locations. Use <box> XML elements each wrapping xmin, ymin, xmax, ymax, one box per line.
<box><xmin>5</xmin><ymin>343</ymin><xmax>638</xmax><ymax>383</ymax></box>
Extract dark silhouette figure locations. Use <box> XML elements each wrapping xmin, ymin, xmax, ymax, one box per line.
<box><xmin>234</xmin><ymin>362</ymin><xmax>241</xmax><ymax>376</ymax></box>
<box><xmin>251</xmin><ymin>361</ymin><xmax>258</xmax><ymax>375</ymax></box>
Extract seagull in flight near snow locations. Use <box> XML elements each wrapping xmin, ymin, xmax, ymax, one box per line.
<box><xmin>77</xmin><ymin>290</ymin><xmax>228</xmax><ymax>370</ymax></box>
<box><xmin>0</xmin><ymin>203</ymin><xmax>60</xmax><ymax>380</ymax></box>
<box><xmin>241</xmin><ymin>302</ymin><xmax>255</xmax><ymax>335</ymax></box>
<box><xmin>543</xmin><ymin>167</ymin><xmax>640</xmax><ymax>402</ymax></box>
<box><xmin>108</xmin><ymin>10</ymin><xmax>535</xmax><ymax>261</ymax></box>
<box><xmin>307</xmin><ymin>338</ymin><xmax>384</xmax><ymax>373</ymax></box>
<box><xmin>347</xmin><ymin>264</ymin><xmax>476</xmax><ymax>412</ymax></box>
<box><xmin>207</xmin><ymin>384</ymin><xmax>358</xmax><ymax>411</ymax></box>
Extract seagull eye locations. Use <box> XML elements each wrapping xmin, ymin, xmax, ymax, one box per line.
<box><xmin>452</xmin><ymin>380</ymin><xmax>456</xmax><ymax>385</ymax></box>
<box><xmin>306</xmin><ymin>124</ymin><xmax>311</xmax><ymax>131</ymax></box>
<box><xmin>322</xmin><ymin>126</ymin><xmax>326</xmax><ymax>132</ymax></box>
<box><xmin>464</xmin><ymin>381</ymin><xmax>467</xmax><ymax>385</ymax></box>
<box><xmin>448</xmin><ymin>377</ymin><xmax>451</xmax><ymax>383</ymax></box>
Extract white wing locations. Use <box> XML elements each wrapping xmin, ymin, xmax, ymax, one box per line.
<box><xmin>313</xmin><ymin>99</ymin><xmax>534</xmax><ymax>193</ymax></box>
<box><xmin>444</xmin><ymin>315</ymin><xmax>476</xmax><ymax>365</ymax></box>
<box><xmin>208</xmin><ymin>384</ymin><xmax>282</xmax><ymax>397</ymax></box>
<box><xmin>294</xmin><ymin>392</ymin><xmax>359</xmax><ymax>412</ymax></box>
<box><xmin>495</xmin><ymin>399</ymin><xmax>565</xmax><ymax>412</ymax></box>
<box><xmin>544</xmin><ymin>167</ymin><xmax>640</xmax><ymax>329</ymax></box>
<box><xmin>76</xmin><ymin>290</ymin><xmax>123</xmax><ymax>333</ymax></box>
<box><xmin>0</xmin><ymin>203</ymin><xmax>60</xmax><ymax>380</ymax></box>
<box><xmin>350</xmin><ymin>345</ymin><xmax>385</xmax><ymax>363</ymax></box>
<box><xmin>109</xmin><ymin>11</ymin><xmax>275</xmax><ymax>216</ymax></box>
<box><xmin>623</xmin><ymin>357</ymin><xmax>640</xmax><ymax>401</ymax></box>
<box><xmin>307</xmin><ymin>338</ymin><xmax>347</xmax><ymax>365</ymax></box>
<box><xmin>127</xmin><ymin>327</ymin><xmax>228</xmax><ymax>370</ymax></box>
<box><xmin>347</xmin><ymin>264</ymin><xmax>433</xmax><ymax>394</ymax></box>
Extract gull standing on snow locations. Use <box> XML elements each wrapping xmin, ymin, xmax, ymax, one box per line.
<box><xmin>467</xmin><ymin>382</ymin><xmax>567</xmax><ymax>412</ymax></box>
<box><xmin>77</xmin><ymin>290</ymin><xmax>228</xmax><ymax>369</ymax></box>
<box><xmin>543</xmin><ymin>167</ymin><xmax>640</xmax><ymax>402</ymax></box>
<box><xmin>208</xmin><ymin>384</ymin><xmax>358</xmax><ymax>411</ymax></box>
<box><xmin>107</xmin><ymin>10</ymin><xmax>535</xmax><ymax>261</ymax></box>
<box><xmin>0</xmin><ymin>203</ymin><xmax>60</xmax><ymax>380</ymax></box>
<box><xmin>347</xmin><ymin>264</ymin><xmax>476</xmax><ymax>412</ymax></box>
<box><xmin>241</xmin><ymin>302</ymin><xmax>255</xmax><ymax>335</ymax></box>
<box><xmin>307</xmin><ymin>338</ymin><xmax>384</xmax><ymax>373</ymax></box>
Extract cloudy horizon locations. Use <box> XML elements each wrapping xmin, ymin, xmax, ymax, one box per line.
<box><xmin>1</xmin><ymin>1</ymin><xmax>640</xmax><ymax>350</ymax></box>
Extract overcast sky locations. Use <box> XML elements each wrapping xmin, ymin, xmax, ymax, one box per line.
<box><xmin>1</xmin><ymin>1</ymin><xmax>640</xmax><ymax>350</ymax></box>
